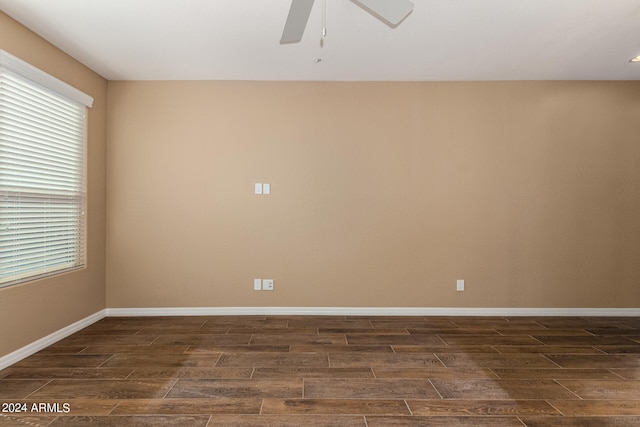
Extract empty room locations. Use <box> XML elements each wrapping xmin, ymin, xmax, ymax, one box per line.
<box><xmin>1</xmin><ymin>1</ymin><xmax>640</xmax><ymax>426</ymax></box>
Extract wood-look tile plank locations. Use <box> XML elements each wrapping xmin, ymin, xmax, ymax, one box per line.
<box><xmin>550</xmin><ymin>400</ymin><xmax>640</xmax><ymax>416</ymax></box>
<box><xmin>264</xmin><ymin>315</ymin><xmax>344</xmax><ymax>320</ymax></box>
<box><xmin>0</xmin><ymin>379</ymin><xmax>50</xmax><ymax>399</ymax></box>
<box><xmin>112</xmin><ymin>320</ymin><xmax>206</xmax><ymax>329</ymax></box>
<box><xmin>545</xmin><ymin>354</ymin><xmax>640</xmax><ymax>369</ymax></box>
<box><xmin>450</xmin><ymin>318</ymin><xmax>542</xmax><ymax>328</ymax></box>
<box><xmin>329</xmin><ymin>353</ymin><xmax>443</xmax><ymax>368</ymax></box>
<box><xmin>365</xmin><ymin>416</ymin><xmax>524</xmax><ymax>426</ymax></box>
<box><xmin>393</xmin><ymin>345</ymin><xmax>498</xmax><ymax>353</ymax></box>
<box><xmin>494</xmin><ymin>329</ymin><xmax>592</xmax><ymax>336</ymax></box>
<box><xmin>54</xmin><ymin>335</ymin><xmax>158</xmax><ymax>346</ymax></box>
<box><xmin>290</xmin><ymin>344</ymin><xmax>393</xmax><ymax>353</ymax></box>
<box><xmin>102</xmin><ymin>354</ymin><xmax>220</xmax><ymax>368</ymax></box>
<box><xmin>609</xmin><ymin>368</ymin><xmax>640</xmax><ymax>379</ymax></box>
<box><xmin>153</xmin><ymin>334</ymin><xmax>250</xmax><ymax>346</ymax></box>
<box><xmin>185</xmin><ymin>345</ymin><xmax>290</xmax><ymax>354</ymax></box>
<box><xmin>535</xmin><ymin>319</ymin><xmax>631</xmax><ymax>329</ymax></box>
<box><xmin>11</xmin><ymin>355</ymin><xmax>112</xmax><ymax>369</ymax></box>
<box><xmin>319</xmin><ymin>328</ymin><xmax>408</xmax><ymax>335</ymax></box>
<box><xmin>166</xmin><ymin>379</ymin><xmax>302</xmax><ymax>398</ymax></box>
<box><xmin>48</xmin><ymin>415</ymin><xmax>211</xmax><ymax>426</ymax></box>
<box><xmin>75</xmin><ymin>329</ymin><xmax>141</xmax><ymax>336</ymax></box>
<box><xmin>249</xmin><ymin>334</ymin><xmax>346</xmax><ymax>345</ymax></box>
<box><xmin>494</xmin><ymin>345</ymin><xmax>602</xmax><ymax>354</ymax></box>
<box><xmin>373</xmin><ymin>367</ymin><xmax>498</xmax><ymax>379</ymax></box>
<box><xmin>2</xmin><ymin>368</ymin><xmax>134</xmax><ymax>380</ymax></box>
<box><xmin>34</xmin><ymin>346</ymin><xmax>88</xmax><ymax>355</ymax></box>
<box><xmin>252</xmin><ymin>367</ymin><xmax>374</xmax><ymax>379</ymax></box>
<box><xmin>304</xmin><ymin>378</ymin><xmax>440</xmax><ymax>399</ymax></box>
<box><xmin>128</xmin><ymin>367</ymin><xmax>252</xmax><ymax>379</ymax></box>
<box><xmin>288</xmin><ymin>319</ymin><xmax>374</xmax><ymax>329</ymax></box>
<box><xmin>366</xmin><ymin>316</ymin><xmax>435</xmax><ymax>322</ymax></box>
<box><xmin>423</xmin><ymin>316</ymin><xmax>484</xmax><ymax>322</ymax></box>
<box><xmin>406</xmin><ymin>399</ymin><xmax>561</xmax><ymax>416</ymax></box>
<box><xmin>585</xmin><ymin>328</ymin><xmax>640</xmax><ymax>336</ymax></box>
<box><xmin>519</xmin><ymin>416</ymin><xmax>640</xmax><ymax>427</ymax></box>
<box><xmin>202</xmin><ymin>319</ymin><xmax>288</xmax><ymax>329</ymax></box>
<box><xmin>110</xmin><ymin>317</ymin><xmax>207</xmax><ymax>327</ymax></box>
<box><xmin>226</xmin><ymin>328</ymin><xmax>319</xmax><ymax>335</ymax></box>
<box><xmin>370</xmin><ymin>321</ymin><xmax>456</xmax><ymax>329</ymax></box>
<box><xmin>435</xmin><ymin>353</ymin><xmax>558</xmax><ymax>368</ymax></box>
<box><xmin>30</xmin><ymin>379</ymin><xmax>175</xmax><ymax>399</ymax></box>
<box><xmin>408</xmin><ymin>329</ymin><xmax>499</xmax><ymax>335</ymax></box>
<box><xmin>202</xmin><ymin>315</ymin><xmax>268</xmax><ymax>321</ymax></box>
<box><xmin>558</xmin><ymin>379</ymin><xmax>640</xmax><ymax>399</ymax></box>
<box><xmin>430</xmin><ymin>379</ymin><xmax>579</xmax><ymax>399</ymax></box>
<box><xmin>216</xmin><ymin>353</ymin><xmax>328</xmax><ymax>368</ymax></box>
<box><xmin>111</xmin><ymin>398</ymin><xmax>262</xmax><ymax>414</ymax></box>
<box><xmin>206</xmin><ymin>414</ymin><xmax>366</xmax><ymax>427</ymax></box>
<box><xmin>439</xmin><ymin>335</ymin><xmax>543</xmax><ymax>346</ymax></box>
<box><xmin>492</xmin><ymin>368</ymin><xmax>621</xmax><ymax>380</ymax></box>
<box><xmin>136</xmin><ymin>328</ymin><xmax>227</xmax><ymax>335</ymax></box>
<box><xmin>595</xmin><ymin>345</ymin><xmax>640</xmax><ymax>354</ymax></box>
<box><xmin>79</xmin><ymin>345</ymin><xmax>189</xmax><ymax>354</ymax></box>
<box><xmin>346</xmin><ymin>334</ymin><xmax>445</xmax><ymax>346</ymax></box>
<box><xmin>261</xmin><ymin>398</ymin><xmax>410</xmax><ymax>415</ymax></box>
<box><xmin>495</xmin><ymin>319</ymin><xmax>552</xmax><ymax>335</ymax></box>
<box><xmin>81</xmin><ymin>318</ymin><xmax>123</xmax><ymax>328</ymax></box>
<box><xmin>532</xmin><ymin>336</ymin><xmax>637</xmax><ymax>346</ymax></box>
<box><xmin>619</xmin><ymin>319</ymin><xmax>640</xmax><ymax>328</ymax></box>
<box><xmin>0</xmin><ymin>414</ymin><xmax>57</xmax><ymax>426</ymax></box>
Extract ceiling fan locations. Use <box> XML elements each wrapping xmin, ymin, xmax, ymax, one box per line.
<box><xmin>280</xmin><ymin>0</ymin><xmax>414</xmax><ymax>44</ymax></box>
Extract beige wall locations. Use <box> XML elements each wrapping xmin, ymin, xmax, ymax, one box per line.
<box><xmin>0</xmin><ymin>13</ymin><xmax>107</xmax><ymax>356</ymax></box>
<box><xmin>106</xmin><ymin>80</ymin><xmax>640</xmax><ymax>309</ymax></box>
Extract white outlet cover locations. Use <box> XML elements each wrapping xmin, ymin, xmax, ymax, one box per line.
<box><xmin>263</xmin><ymin>279</ymin><xmax>274</xmax><ymax>290</ymax></box>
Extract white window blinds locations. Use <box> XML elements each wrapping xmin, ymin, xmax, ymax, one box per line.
<box><xmin>0</xmin><ymin>51</ymin><xmax>93</xmax><ymax>288</ymax></box>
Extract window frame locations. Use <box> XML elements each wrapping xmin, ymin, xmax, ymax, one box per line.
<box><xmin>0</xmin><ymin>50</ymin><xmax>93</xmax><ymax>288</ymax></box>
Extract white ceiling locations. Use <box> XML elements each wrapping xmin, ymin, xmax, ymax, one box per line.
<box><xmin>1</xmin><ymin>0</ymin><xmax>640</xmax><ymax>81</ymax></box>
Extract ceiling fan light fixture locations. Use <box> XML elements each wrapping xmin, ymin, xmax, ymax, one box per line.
<box><xmin>630</xmin><ymin>55</ymin><xmax>640</xmax><ymax>63</ymax></box>
<box><xmin>280</xmin><ymin>0</ymin><xmax>413</xmax><ymax>44</ymax></box>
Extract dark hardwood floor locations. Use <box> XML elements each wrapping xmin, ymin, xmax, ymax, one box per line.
<box><xmin>1</xmin><ymin>315</ymin><xmax>640</xmax><ymax>426</ymax></box>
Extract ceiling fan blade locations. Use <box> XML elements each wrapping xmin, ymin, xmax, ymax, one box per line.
<box><xmin>352</xmin><ymin>0</ymin><xmax>414</xmax><ymax>26</ymax></box>
<box><xmin>280</xmin><ymin>0</ymin><xmax>315</xmax><ymax>44</ymax></box>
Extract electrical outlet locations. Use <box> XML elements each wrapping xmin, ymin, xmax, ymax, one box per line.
<box><xmin>262</xmin><ymin>279</ymin><xmax>274</xmax><ymax>291</ymax></box>
<box><xmin>457</xmin><ymin>279</ymin><xmax>465</xmax><ymax>292</ymax></box>
<box><xmin>254</xmin><ymin>279</ymin><xmax>262</xmax><ymax>291</ymax></box>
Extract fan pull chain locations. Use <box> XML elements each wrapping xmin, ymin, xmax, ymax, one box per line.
<box><xmin>322</xmin><ymin>0</ymin><xmax>327</xmax><ymax>37</ymax></box>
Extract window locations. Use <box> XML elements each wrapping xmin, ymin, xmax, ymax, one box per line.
<box><xmin>0</xmin><ymin>51</ymin><xmax>93</xmax><ymax>288</ymax></box>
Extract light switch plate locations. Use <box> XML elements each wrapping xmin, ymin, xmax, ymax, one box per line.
<box><xmin>262</xmin><ymin>279</ymin><xmax>274</xmax><ymax>290</ymax></box>
<box><xmin>457</xmin><ymin>279</ymin><xmax>465</xmax><ymax>291</ymax></box>
<box><xmin>254</xmin><ymin>279</ymin><xmax>262</xmax><ymax>291</ymax></box>
<box><xmin>263</xmin><ymin>183</ymin><xmax>271</xmax><ymax>194</ymax></box>
<box><xmin>254</xmin><ymin>183</ymin><xmax>263</xmax><ymax>194</ymax></box>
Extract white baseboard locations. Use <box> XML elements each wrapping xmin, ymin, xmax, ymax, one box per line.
<box><xmin>0</xmin><ymin>309</ymin><xmax>106</xmax><ymax>370</ymax></box>
<box><xmin>105</xmin><ymin>306</ymin><xmax>640</xmax><ymax>317</ymax></box>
